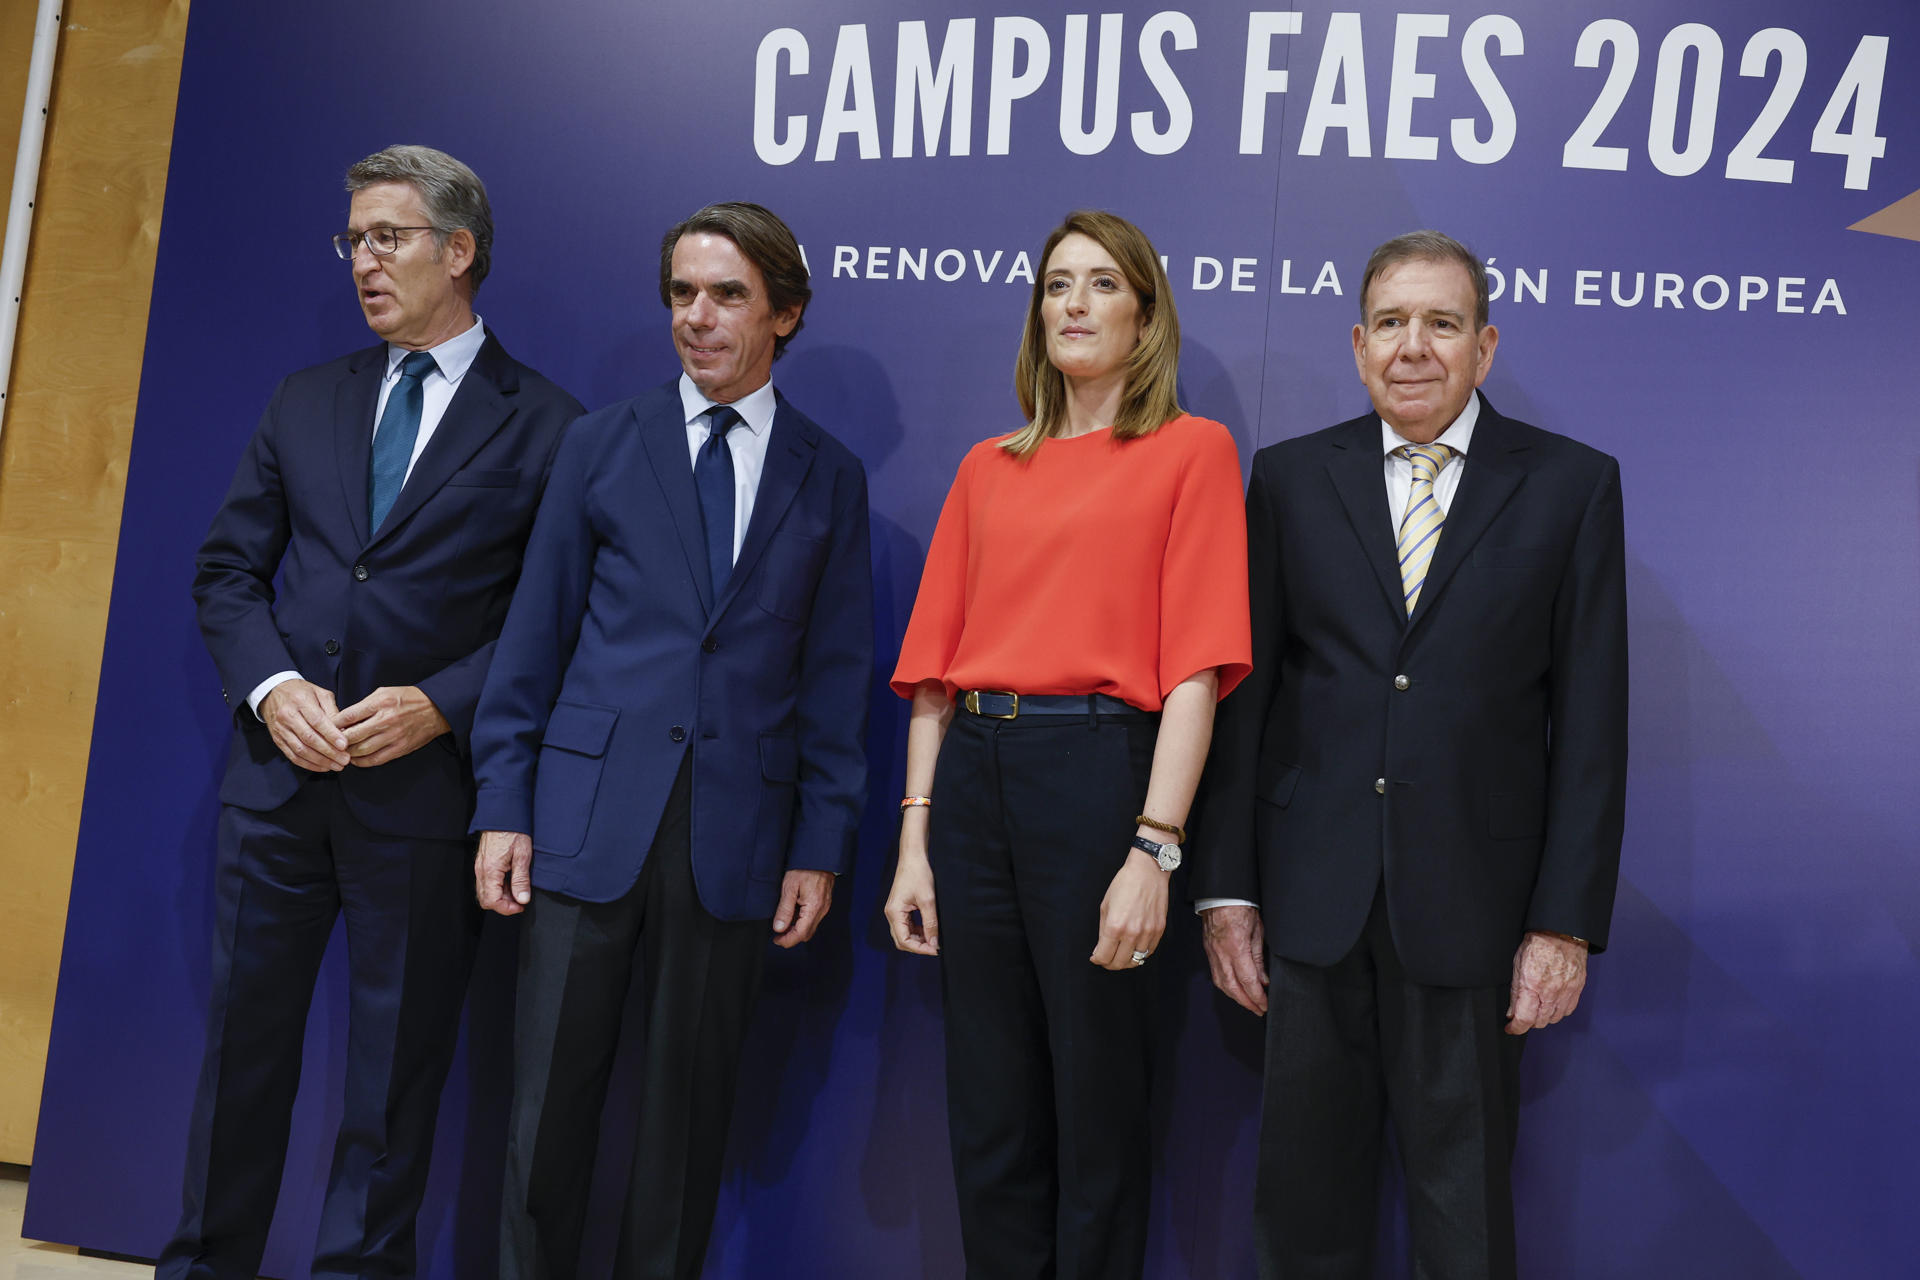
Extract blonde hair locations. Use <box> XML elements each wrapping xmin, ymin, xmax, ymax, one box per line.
<box><xmin>1003</xmin><ymin>210</ymin><xmax>1182</xmax><ymax>459</ymax></box>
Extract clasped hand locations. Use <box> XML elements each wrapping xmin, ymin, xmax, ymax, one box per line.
<box><xmin>261</xmin><ymin>679</ymin><xmax>449</xmax><ymax>772</ymax></box>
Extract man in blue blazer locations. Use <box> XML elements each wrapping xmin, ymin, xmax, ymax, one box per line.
<box><xmin>1199</xmin><ymin>232</ymin><xmax>1627</xmax><ymax>1278</ymax></box>
<box><xmin>471</xmin><ymin>202</ymin><xmax>873</xmax><ymax>1280</ymax></box>
<box><xmin>167</xmin><ymin>146</ymin><xmax>582</xmax><ymax>1279</ymax></box>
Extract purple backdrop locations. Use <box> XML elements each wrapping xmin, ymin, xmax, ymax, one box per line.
<box><xmin>27</xmin><ymin>2</ymin><xmax>1919</xmax><ymax>1276</ymax></box>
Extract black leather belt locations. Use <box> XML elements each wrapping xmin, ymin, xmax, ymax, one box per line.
<box><xmin>959</xmin><ymin>690</ymin><xmax>1150</xmax><ymax>720</ymax></box>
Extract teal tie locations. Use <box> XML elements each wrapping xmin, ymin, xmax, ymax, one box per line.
<box><xmin>369</xmin><ymin>350</ymin><xmax>438</xmax><ymax>532</ymax></box>
<box><xmin>1396</xmin><ymin>443</ymin><xmax>1455</xmax><ymax>615</ymax></box>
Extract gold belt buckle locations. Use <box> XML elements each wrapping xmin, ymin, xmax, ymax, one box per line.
<box><xmin>965</xmin><ymin>690</ymin><xmax>1019</xmax><ymax>719</ymax></box>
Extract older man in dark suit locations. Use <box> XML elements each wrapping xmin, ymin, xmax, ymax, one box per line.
<box><xmin>471</xmin><ymin>201</ymin><xmax>872</xmax><ymax>1280</ymax></box>
<box><xmin>164</xmin><ymin>145</ymin><xmax>582</xmax><ymax>1280</ymax></box>
<box><xmin>1199</xmin><ymin>230</ymin><xmax>1627</xmax><ymax>1279</ymax></box>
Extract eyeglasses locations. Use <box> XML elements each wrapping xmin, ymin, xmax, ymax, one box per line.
<box><xmin>332</xmin><ymin>226</ymin><xmax>435</xmax><ymax>260</ymax></box>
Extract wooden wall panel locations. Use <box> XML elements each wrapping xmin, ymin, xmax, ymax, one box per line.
<box><xmin>0</xmin><ymin>2</ymin><xmax>28</xmax><ymax>221</ymax></box>
<box><xmin>0</xmin><ymin>0</ymin><xmax>188</xmax><ymax>1163</ymax></box>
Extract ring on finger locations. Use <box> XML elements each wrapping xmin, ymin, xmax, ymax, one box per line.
<box><xmin>1130</xmin><ymin>949</ymin><xmax>1150</xmax><ymax>966</ymax></box>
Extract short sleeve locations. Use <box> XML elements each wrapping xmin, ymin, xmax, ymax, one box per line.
<box><xmin>890</xmin><ymin>445</ymin><xmax>978</xmax><ymax>699</ymax></box>
<box><xmin>1158</xmin><ymin>420</ymin><xmax>1253</xmax><ymax>700</ymax></box>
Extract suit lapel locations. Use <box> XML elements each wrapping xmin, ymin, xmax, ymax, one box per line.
<box><xmin>1407</xmin><ymin>396</ymin><xmax>1527</xmax><ymax>631</ymax></box>
<box><xmin>333</xmin><ymin>346</ymin><xmax>385</xmax><ymax>546</ymax></box>
<box><xmin>639</xmin><ymin>393</ymin><xmax>716</xmax><ymax>616</ymax></box>
<box><xmin>1324</xmin><ymin>418</ymin><xmax>1406</xmax><ymax>623</ymax></box>
<box><xmin>714</xmin><ymin>394</ymin><xmax>817</xmax><ymax>622</ymax></box>
<box><xmin>365</xmin><ymin>333</ymin><xmax>520</xmax><ymax>550</ymax></box>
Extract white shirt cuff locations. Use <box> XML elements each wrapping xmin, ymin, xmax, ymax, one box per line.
<box><xmin>246</xmin><ymin>670</ymin><xmax>302</xmax><ymax>720</ymax></box>
<box><xmin>1194</xmin><ymin>897</ymin><xmax>1258</xmax><ymax>914</ymax></box>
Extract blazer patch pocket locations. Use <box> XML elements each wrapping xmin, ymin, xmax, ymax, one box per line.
<box><xmin>757</xmin><ymin>532</ymin><xmax>826</xmax><ymax>622</ymax></box>
<box><xmin>542</xmin><ymin>701</ymin><xmax>618</xmax><ymax>755</ymax></box>
<box><xmin>447</xmin><ymin>467</ymin><xmax>520</xmax><ymax>488</ymax></box>
<box><xmin>534</xmin><ymin>701</ymin><xmax>620</xmax><ymax>858</ymax></box>
<box><xmin>1258</xmin><ymin>760</ymin><xmax>1302</xmax><ymax>808</ymax></box>
<box><xmin>1488</xmin><ymin>791</ymin><xmax>1544</xmax><ymax>841</ymax></box>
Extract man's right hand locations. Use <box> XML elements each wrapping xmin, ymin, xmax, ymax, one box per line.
<box><xmin>1201</xmin><ymin>904</ymin><xmax>1269</xmax><ymax>1016</ymax></box>
<box><xmin>260</xmin><ymin>679</ymin><xmax>350</xmax><ymax>772</ymax></box>
<box><xmin>475</xmin><ymin>830</ymin><xmax>534</xmax><ymax>916</ymax></box>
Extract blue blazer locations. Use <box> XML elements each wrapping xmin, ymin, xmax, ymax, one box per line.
<box><xmin>470</xmin><ymin>382</ymin><xmax>874</xmax><ymax>920</ymax></box>
<box><xmin>193</xmin><ymin>332</ymin><xmax>583</xmax><ymax>840</ymax></box>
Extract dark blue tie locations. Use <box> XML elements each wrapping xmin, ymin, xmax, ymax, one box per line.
<box><xmin>695</xmin><ymin>406</ymin><xmax>741</xmax><ymax>597</ymax></box>
<box><xmin>368</xmin><ymin>350</ymin><xmax>438</xmax><ymax>532</ymax></box>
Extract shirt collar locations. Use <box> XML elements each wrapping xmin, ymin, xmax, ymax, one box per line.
<box><xmin>385</xmin><ymin>315</ymin><xmax>486</xmax><ymax>383</ymax></box>
<box><xmin>679</xmin><ymin>372</ymin><xmax>776</xmax><ymax>438</ymax></box>
<box><xmin>1380</xmin><ymin>391</ymin><xmax>1479</xmax><ymax>459</ymax></box>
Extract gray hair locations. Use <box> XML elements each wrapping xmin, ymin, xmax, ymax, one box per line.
<box><xmin>1359</xmin><ymin>230</ymin><xmax>1489</xmax><ymax>330</ymax></box>
<box><xmin>346</xmin><ymin>144</ymin><xmax>493</xmax><ymax>294</ymax></box>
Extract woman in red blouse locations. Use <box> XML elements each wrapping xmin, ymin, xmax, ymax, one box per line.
<box><xmin>885</xmin><ymin>210</ymin><xmax>1252</xmax><ymax>1279</ymax></box>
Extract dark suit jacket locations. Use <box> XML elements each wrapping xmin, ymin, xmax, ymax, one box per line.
<box><xmin>469</xmin><ymin>382</ymin><xmax>873</xmax><ymax>920</ymax></box>
<box><xmin>1198</xmin><ymin>394</ymin><xmax>1627</xmax><ymax>987</ymax></box>
<box><xmin>193</xmin><ymin>331</ymin><xmax>584</xmax><ymax>840</ymax></box>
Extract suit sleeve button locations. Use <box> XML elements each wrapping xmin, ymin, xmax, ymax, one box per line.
<box><xmin>1393</xmin><ymin>674</ymin><xmax>1410</xmax><ymax>691</ymax></box>
<box><xmin>669</xmin><ymin>725</ymin><xmax>687</xmax><ymax>742</ymax></box>
<box><xmin>324</xmin><ymin>639</ymin><xmax>341</xmax><ymax>655</ymax></box>
<box><xmin>1374</xmin><ymin>778</ymin><xmax>1386</xmax><ymax>794</ymax></box>
<box><xmin>701</xmin><ymin>638</ymin><xmax>719</xmax><ymax>653</ymax></box>
<box><xmin>353</xmin><ymin>564</ymin><xmax>370</xmax><ymax>581</ymax></box>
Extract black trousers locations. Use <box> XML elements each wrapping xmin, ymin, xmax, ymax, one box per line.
<box><xmin>158</xmin><ymin>773</ymin><xmax>481</xmax><ymax>1280</ymax></box>
<box><xmin>501</xmin><ymin>756</ymin><xmax>767</xmax><ymax>1280</ymax></box>
<box><xmin>928</xmin><ymin>706</ymin><xmax>1159</xmax><ymax>1280</ymax></box>
<box><xmin>1255</xmin><ymin>892</ymin><xmax>1526</xmax><ymax>1280</ymax></box>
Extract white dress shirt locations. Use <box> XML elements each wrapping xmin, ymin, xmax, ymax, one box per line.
<box><xmin>246</xmin><ymin>318</ymin><xmax>488</xmax><ymax>717</ymax></box>
<box><xmin>1195</xmin><ymin>394</ymin><xmax>1480</xmax><ymax>914</ymax></box>
<box><xmin>1381</xmin><ymin>391</ymin><xmax>1477</xmax><ymax>524</ymax></box>
<box><xmin>371</xmin><ymin>315</ymin><xmax>487</xmax><ymax>482</ymax></box>
<box><xmin>678</xmin><ymin>372</ymin><xmax>777</xmax><ymax>566</ymax></box>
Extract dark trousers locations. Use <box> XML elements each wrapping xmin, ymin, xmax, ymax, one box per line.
<box><xmin>1255</xmin><ymin>892</ymin><xmax>1525</xmax><ymax>1280</ymax></box>
<box><xmin>928</xmin><ymin>706</ymin><xmax>1159</xmax><ymax>1280</ymax></box>
<box><xmin>501</xmin><ymin>757</ymin><xmax>767</xmax><ymax>1280</ymax></box>
<box><xmin>158</xmin><ymin>774</ymin><xmax>481</xmax><ymax>1280</ymax></box>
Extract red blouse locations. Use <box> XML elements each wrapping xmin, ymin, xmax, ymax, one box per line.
<box><xmin>891</xmin><ymin>414</ymin><xmax>1252</xmax><ymax>711</ymax></box>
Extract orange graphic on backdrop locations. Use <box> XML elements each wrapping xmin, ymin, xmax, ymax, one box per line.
<box><xmin>1850</xmin><ymin>189</ymin><xmax>1920</xmax><ymax>242</ymax></box>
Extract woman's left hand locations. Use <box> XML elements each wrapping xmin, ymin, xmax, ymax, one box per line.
<box><xmin>1091</xmin><ymin>849</ymin><xmax>1170</xmax><ymax>970</ymax></box>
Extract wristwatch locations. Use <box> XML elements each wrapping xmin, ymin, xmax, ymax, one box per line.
<box><xmin>1130</xmin><ymin>834</ymin><xmax>1182</xmax><ymax>872</ymax></box>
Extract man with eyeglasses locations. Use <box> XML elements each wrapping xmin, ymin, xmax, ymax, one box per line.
<box><xmin>162</xmin><ymin>144</ymin><xmax>581</xmax><ymax>1280</ymax></box>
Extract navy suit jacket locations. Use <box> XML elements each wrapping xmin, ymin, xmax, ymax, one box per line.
<box><xmin>469</xmin><ymin>382</ymin><xmax>874</xmax><ymax>920</ymax></box>
<box><xmin>1198</xmin><ymin>395</ymin><xmax>1628</xmax><ymax>987</ymax></box>
<box><xmin>193</xmin><ymin>331</ymin><xmax>584</xmax><ymax>840</ymax></box>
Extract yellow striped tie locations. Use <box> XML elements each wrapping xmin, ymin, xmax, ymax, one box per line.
<box><xmin>1396</xmin><ymin>443</ymin><xmax>1455</xmax><ymax>615</ymax></box>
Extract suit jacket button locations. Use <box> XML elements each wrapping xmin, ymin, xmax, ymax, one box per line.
<box><xmin>1374</xmin><ymin>777</ymin><xmax>1386</xmax><ymax>794</ymax></box>
<box><xmin>701</xmin><ymin>638</ymin><xmax>719</xmax><ymax>653</ymax></box>
<box><xmin>1393</xmin><ymin>674</ymin><xmax>1410</xmax><ymax>690</ymax></box>
<box><xmin>353</xmin><ymin>564</ymin><xmax>370</xmax><ymax>581</ymax></box>
<box><xmin>669</xmin><ymin>725</ymin><xmax>687</xmax><ymax>742</ymax></box>
<box><xmin>324</xmin><ymin>639</ymin><xmax>341</xmax><ymax>655</ymax></box>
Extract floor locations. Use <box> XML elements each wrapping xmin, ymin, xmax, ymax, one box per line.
<box><xmin>0</xmin><ymin>1168</ymin><xmax>153</xmax><ymax>1279</ymax></box>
